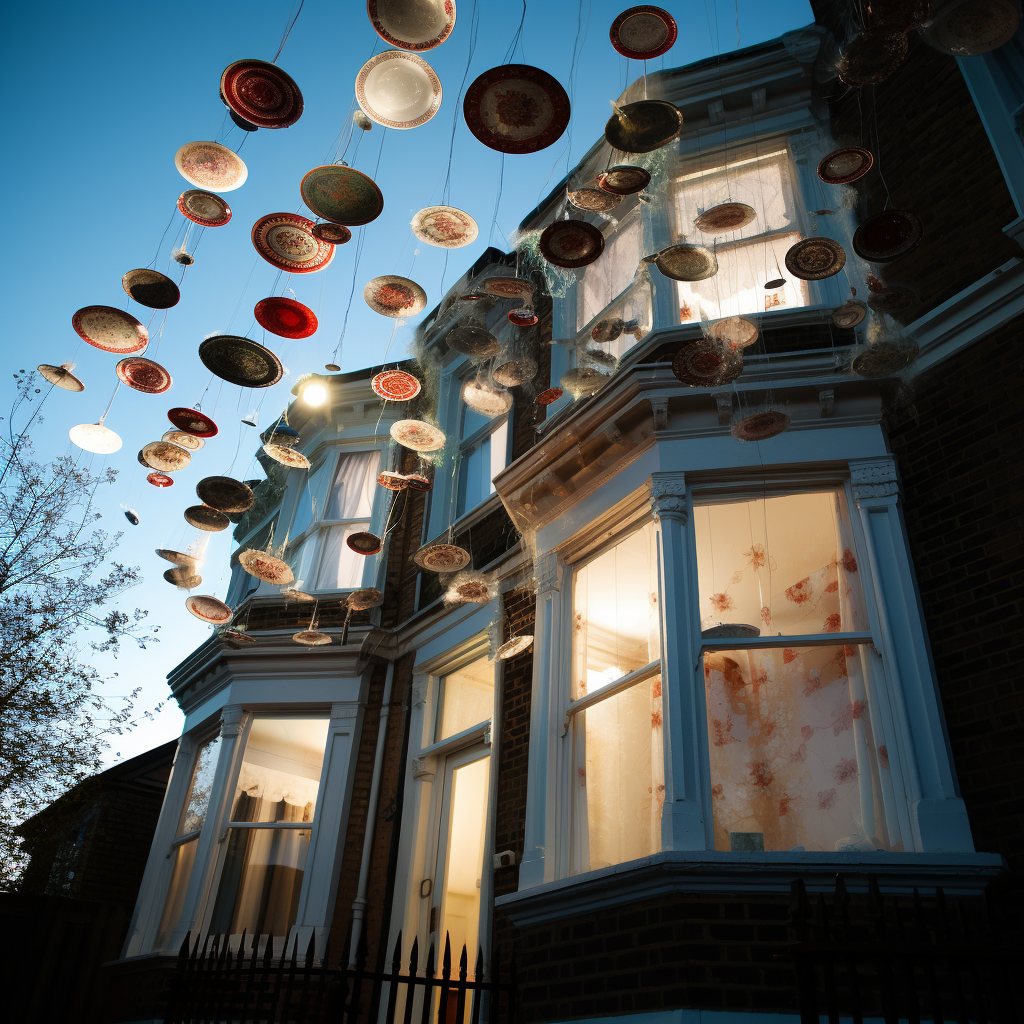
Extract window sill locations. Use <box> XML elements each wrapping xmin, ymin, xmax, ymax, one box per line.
<box><xmin>494</xmin><ymin>849</ymin><xmax>1006</xmax><ymax>926</ymax></box>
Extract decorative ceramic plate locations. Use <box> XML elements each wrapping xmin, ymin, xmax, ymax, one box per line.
<box><xmin>156</xmin><ymin>548</ymin><xmax>198</xmax><ymax>569</ymax></box>
<box><xmin>832</xmin><ymin>300</ymin><xmax>868</xmax><ymax>329</ymax></box>
<box><xmin>411</xmin><ymin>206</ymin><xmax>479</xmax><ymax>248</ymax></box>
<box><xmin>184</xmin><ymin>505</ymin><xmax>230</xmax><ymax>532</ymax></box>
<box><xmin>453</xmin><ymin>578</ymin><xmax>490</xmax><ymax>603</ymax></box>
<box><xmin>254</xmin><ymin>296</ymin><xmax>319</xmax><ymax>339</ymax></box>
<box><xmin>817</xmin><ymin>147</ymin><xmax>874</xmax><ymax>185</ymax></box>
<box><xmin>72</xmin><ymin>306</ymin><xmax>148</xmax><ymax>354</ymax></box>
<box><xmin>497</xmin><ymin>634</ymin><xmax>534</xmax><ymax>659</ymax></box>
<box><xmin>464</xmin><ymin>64</ymin><xmax>570</xmax><ymax>154</ymax></box>
<box><xmin>364</xmin><ymin>275</ymin><xmax>428</xmax><ymax>317</ymax></box>
<box><xmin>462</xmin><ymin>379</ymin><xmax>513</xmax><ymax>417</ymax></box>
<box><xmin>536</xmin><ymin>387</ymin><xmax>563</xmax><ymax>405</ymax></box>
<box><xmin>850</xmin><ymin>339</ymin><xmax>919</xmax><ymax>377</ymax></box>
<box><xmin>221</xmin><ymin>629</ymin><xmax>258</xmax><ymax>645</ymax></box>
<box><xmin>694</xmin><ymin>202</ymin><xmax>756</xmax><ymax>234</ymax></box>
<box><xmin>312</xmin><ymin>222</ymin><xmax>352</xmax><ymax>245</ymax></box>
<box><xmin>161</xmin><ymin>429</ymin><xmax>204</xmax><ymax>452</ymax></box>
<box><xmin>347</xmin><ymin>531</ymin><xmax>383</xmax><ymax>555</ymax></box>
<box><xmin>609</xmin><ymin>5</ymin><xmax>678</xmax><ymax>60</ymax></box>
<box><xmin>568</xmin><ymin>187</ymin><xmax>622</xmax><ymax>212</ymax></box>
<box><xmin>301</xmin><ymin>165</ymin><xmax>384</xmax><ymax>226</ymax></box>
<box><xmin>540</xmin><ymin>220</ymin><xmax>605</xmax><ymax>269</ymax></box>
<box><xmin>239</xmin><ymin>549</ymin><xmax>294</xmax><ymax>585</ymax></box>
<box><xmin>413</xmin><ymin>543</ymin><xmax>471</xmax><ymax>572</ymax></box>
<box><xmin>220</xmin><ymin>59</ymin><xmax>303</xmax><ymax>129</ymax></box>
<box><xmin>252</xmin><ymin>212</ymin><xmax>335</xmax><ymax>274</ymax></box>
<box><xmin>122</xmin><ymin>269</ymin><xmax>180</xmax><ymax>309</ymax></box>
<box><xmin>281</xmin><ymin>588</ymin><xmax>317</xmax><ymax>602</ymax></box>
<box><xmin>709</xmin><ymin>316</ymin><xmax>759</xmax><ymax>350</ymax></box>
<box><xmin>293</xmin><ymin>629</ymin><xmax>332</xmax><ymax>646</ymax></box>
<box><xmin>507</xmin><ymin>307</ymin><xmax>538</xmax><ymax>326</ymax></box>
<box><xmin>372</xmin><ymin>369</ymin><xmax>422</xmax><ymax>401</ymax></box>
<box><xmin>196</xmin><ymin>476</ymin><xmax>254</xmax><ymax>514</ymax></box>
<box><xmin>199</xmin><ymin>335</ymin><xmax>284</xmax><ymax>388</ymax></box>
<box><xmin>924</xmin><ymin>0</ymin><xmax>1018</xmax><ymax>56</ymax></box>
<box><xmin>605</xmin><ymin>100</ymin><xmax>683</xmax><ymax>153</ymax></box>
<box><xmin>390</xmin><ymin>419</ymin><xmax>446</xmax><ymax>452</ymax></box>
<box><xmin>597</xmin><ymin>164</ymin><xmax>651</xmax><ymax>195</ymax></box>
<box><xmin>378</xmin><ymin>470</ymin><xmax>408</xmax><ymax>490</ymax></box>
<box><xmin>116</xmin><ymin>356</ymin><xmax>172</xmax><ymax>394</ymax></box>
<box><xmin>405</xmin><ymin>473</ymin><xmax>432</xmax><ymax>492</ymax></box>
<box><xmin>446</xmin><ymin>324</ymin><xmax>499</xmax><ymax>358</ymax></box>
<box><xmin>168</xmin><ymin>408</ymin><xmax>218</xmax><ymax>437</ymax></box>
<box><xmin>186</xmin><ymin>595</ymin><xmax>233</xmax><ymax>624</ymax></box>
<box><xmin>852</xmin><ymin>211</ymin><xmax>922</xmax><ymax>263</ymax></box>
<box><xmin>174</xmin><ymin>141</ymin><xmax>248</xmax><ymax>192</ymax></box>
<box><xmin>147</xmin><ymin>472</ymin><xmax>174</xmax><ymax>488</ymax></box>
<box><xmin>592</xmin><ymin>317</ymin><xmax>625</xmax><ymax>342</ymax></box>
<box><xmin>141</xmin><ymin>441</ymin><xmax>191</xmax><ymax>472</ymax></box>
<box><xmin>38</xmin><ymin>363</ymin><xmax>84</xmax><ymax>392</ymax></box>
<box><xmin>732</xmin><ymin>410</ymin><xmax>790</xmax><ymax>441</ymax></box>
<box><xmin>492</xmin><ymin>356</ymin><xmax>537</xmax><ymax>387</ymax></box>
<box><xmin>482</xmin><ymin>278</ymin><xmax>535</xmax><ymax>301</ymax></box>
<box><xmin>653</xmin><ymin>244</ymin><xmax>718</xmax><ymax>281</ymax></box>
<box><xmin>348</xmin><ymin>587</ymin><xmax>384</xmax><ymax>610</ymax></box>
<box><xmin>560</xmin><ymin>366</ymin><xmax>610</xmax><ymax>398</ymax></box>
<box><xmin>356</xmin><ymin>50</ymin><xmax>442</xmax><ymax>129</ymax></box>
<box><xmin>177</xmin><ymin>189</ymin><xmax>232</xmax><ymax>227</ymax></box>
<box><xmin>368</xmin><ymin>0</ymin><xmax>456</xmax><ymax>50</ymax></box>
<box><xmin>671</xmin><ymin>341</ymin><xmax>743</xmax><ymax>387</ymax></box>
<box><xmin>784</xmin><ymin>237</ymin><xmax>847</xmax><ymax>280</ymax></box>
<box><xmin>69</xmin><ymin>422</ymin><xmax>122</xmax><ymax>454</ymax></box>
<box><xmin>262</xmin><ymin>443</ymin><xmax>311</xmax><ymax>469</ymax></box>
<box><xmin>164</xmin><ymin>567</ymin><xmax>202</xmax><ymax>589</ymax></box>
<box><xmin>837</xmin><ymin>27</ymin><xmax>908</xmax><ymax>85</ymax></box>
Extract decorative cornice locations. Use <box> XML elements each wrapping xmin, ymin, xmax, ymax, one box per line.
<box><xmin>650</xmin><ymin>473</ymin><xmax>688</xmax><ymax>523</ymax></box>
<box><xmin>331</xmin><ymin>704</ymin><xmax>359</xmax><ymax>724</ymax></box>
<box><xmin>849</xmin><ymin>458</ymin><xmax>900</xmax><ymax>503</ymax></box>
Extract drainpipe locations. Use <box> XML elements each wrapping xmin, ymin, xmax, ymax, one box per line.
<box><xmin>348</xmin><ymin>659</ymin><xmax>395</xmax><ymax>966</ymax></box>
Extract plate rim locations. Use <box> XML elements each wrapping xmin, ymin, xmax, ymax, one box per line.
<box><xmin>367</xmin><ymin>0</ymin><xmax>456</xmax><ymax>51</ymax></box>
<box><xmin>355</xmin><ymin>49</ymin><xmax>443</xmax><ymax>130</ymax></box>
<box><xmin>254</xmin><ymin>295</ymin><xmax>319</xmax><ymax>338</ymax></box>
<box><xmin>174</xmin><ymin>140</ymin><xmax>248</xmax><ymax>192</ymax></box>
<box><xmin>177</xmin><ymin>189</ymin><xmax>232</xmax><ymax>227</ymax></box>
<box><xmin>251</xmin><ymin>211</ymin><xmax>336</xmax><ymax>274</ymax></box>
<box><xmin>609</xmin><ymin>4</ymin><xmax>679</xmax><ymax>60</ymax></box>
<box><xmin>115</xmin><ymin>356</ymin><xmax>173</xmax><ymax>394</ymax></box>
<box><xmin>72</xmin><ymin>305</ymin><xmax>148</xmax><ymax>353</ymax></box>
<box><xmin>539</xmin><ymin>219</ymin><xmax>605</xmax><ymax>269</ymax></box>
<box><xmin>300</xmin><ymin>164</ymin><xmax>385</xmax><ymax>226</ymax></box>
<box><xmin>220</xmin><ymin>58</ymin><xmax>303</xmax><ymax>129</ymax></box>
<box><xmin>198</xmin><ymin>334</ymin><xmax>284</xmax><ymax>388</ymax></box>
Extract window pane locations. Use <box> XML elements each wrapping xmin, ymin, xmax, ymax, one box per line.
<box><xmin>437</xmin><ymin>657</ymin><xmax>494</xmax><ymax>740</ymax></box>
<box><xmin>315</xmin><ymin>523</ymin><xmax>370</xmax><ymax>590</ymax></box>
<box><xmin>155</xmin><ymin>836</ymin><xmax>198</xmax><ymax>948</ymax></box>
<box><xmin>290</xmin><ymin>461</ymin><xmax>330</xmax><ymax>538</ymax></box>
<box><xmin>457</xmin><ymin>437</ymin><xmax>490</xmax><ymax>517</ymax></box>
<box><xmin>489</xmin><ymin>418</ymin><xmax>508</xmax><ymax>483</ymax></box>
<box><xmin>179</xmin><ymin>735</ymin><xmax>221</xmax><ymax>836</ymax></box>
<box><xmin>231</xmin><ymin>718</ymin><xmax>329</xmax><ymax>823</ymax></box>
<box><xmin>694</xmin><ymin>491</ymin><xmax>868</xmax><ymax>636</ymax></box>
<box><xmin>704</xmin><ymin>645</ymin><xmax>901</xmax><ymax>853</ymax></box>
<box><xmin>324</xmin><ymin>451</ymin><xmax>377</xmax><ymax>520</ymax></box>
<box><xmin>209</xmin><ymin>827</ymin><xmax>311</xmax><ymax>938</ymax></box>
<box><xmin>572</xmin><ymin>675</ymin><xmax>663</xmax><ymax>872</ymax></box>
<box><xmin>572</xmin><ymin>522</ymin><xmax>660</xmax><ymax>699</ymax></box>
<box><xmin>578</xmin><ymin>210</ymin><xmax>643</xmax><ymax>330</ymax></box>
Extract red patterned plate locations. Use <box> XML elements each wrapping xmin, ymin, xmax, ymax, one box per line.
<box><xmin>177</xmin><ymin>190</ymin><xmax>232</xmax><ymax>227</ymax></box>
<box><xmin>463</xmin><ymin>64</ymin><xmax>570</xmax><ymax>154</ymax></box>
<box><xmin>378</xmin><ymin>470</ymin><xmax>408</xmax><ymax>490</ymax></box>
<box><xmin>364</xmin><ymin>275</ymin><xmax>427</xmax><ymax>317</ymax></box>
<box><xmin>609</xmin><ymin>6</ymin><xmax>678</xmax><ymax>60</ymax></box>
<box><xmin>817</xmin><ymin>148</ymin><xmax>874</xmax><ymax>185</ymax></box>
<box><xmin>147</xmin><ymin>472</ymin><xmax>174</xmax><ymax>488</ymax></box>
<box><xmin>731</xmin><ymin>410</ymin><xmax>790</xmax><ymax>441</ymax></box>
<box><xmin>405</xmin><ymin>473</ymin><xmax>432</xmax><ymax>492</ymax></box>
<box><xmin>347</xmin><ymin>531</ymin><xmax>383</xmax><ymax>555</ymax></box>
<box><xmin>167</xmin><ymin>407</ymin><xmax>218</xmax><ymax>437</ymax></box>
<box><xmin>536</xmin><ymin>387</ymin><xmax>563</xmax><ymax>405</ymax></box>
<box><xmin>251</xmin><ymin>212</ymin><xmax>335</xmax><ymax>274</ymax></box>
<box><xmin>507</xmin><ymin>307</ymin><xmax>538</xmax><ymax>326</ymax></box>
<box><xmin>390</xmin><ymin>419</ymin><xmax>446</xmax><ymax>452</ymax></box>
<box><xmin>185</xmin><ymin>595</ymin><xmax>232</xmax><ymax>624</ymax></box>
<box><xmin>220</xmin><ymin>59</ymin><xmax>303</xmax><ymax>129</ymax></box>
<box><xmin>239</xmin><ymin>549</ymin><xmax>294</xmax><ymax>585</ymax></box>
<box><xmin>372</xmin><ymin>369</ymin><xmax>422</xmax><ymax>401</ymax></box>
<box><xmin>116</xmin><ymin>357</ymin><xmax>172</xmax><ymax>394</ymax></box>
<box><xmin>312</xmin><ymin>222</ymin><xmax>351</xmax><ymax>245</ymax></box>
<box><xmin>852</xmin><ymin>211</ymin><xmax>922</xmax><ymax>264</ymax></box>
<box><xmin>72</xmin><ymin>306</ymin><xmax>148</xmax><ymax>354</ymax></box>
<box><xmin>254</xmin><ymin>296</ymin><xmax>319</xmax><ymax>339</ymax></box>
<box><xmin>539</xmin><ymin>220</ymin><xmax>605</xmax><ymax>269</ymax></box>
<box><xmin>368</xmin><ymin>0</ymin><xmax>456</xmax><ymax>51</ymax></box>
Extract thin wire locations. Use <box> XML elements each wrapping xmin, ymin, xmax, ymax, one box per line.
<box><xmin>272</xmin><ymin>0</ymin><xmax>305</xmax><ymax>63</ymax></box>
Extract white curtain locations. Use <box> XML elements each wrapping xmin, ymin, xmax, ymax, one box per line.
<box><xmin>578</xmin><ymin>209</ymin><xmax>643</xmax><ymax>330</ymax></box>
<box><xmin>315</xmin><ymin>524</ymin><xmax>369</xmax><ymax>590</ymax></box>
<box><xmin>324</xmin><ymin>451</ymin><xmax>377</xmax><ymax>520</ymax></box>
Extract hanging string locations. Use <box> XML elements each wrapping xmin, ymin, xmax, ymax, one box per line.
<box><xmin>98</xmin><ymin>381</ymin><xmax>121</xmax><ymax>425</ymax></box>
<box><xmin>502</xmin><ymin>0</ymin><xmax>528</xmax><ymax>65</ymax></box>
<box><xmin>440</xmin><ymin>0</ymin><xmax>481</xmax><ymax>209</ymax></box>
<box><xmin>148</xmin><ymin>207</ymin><xmax>178</xmax><ymax>269</ymax></box>
<box><xmin>272</xmin><ymin>0</ymin><xmax>305</xmax><ymax>64</ymax></box>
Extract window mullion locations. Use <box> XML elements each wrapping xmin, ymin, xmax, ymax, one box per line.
<box><xmin>561</xmin><ymin>660</ymin><xmax>660</xmax><ymax>735</ymax></box>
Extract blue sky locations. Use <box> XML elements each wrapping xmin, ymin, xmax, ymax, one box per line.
<box><xmin>0</xmin><ymin>0</ymin><xmax>813</xmax><ymax>768</ymax></box>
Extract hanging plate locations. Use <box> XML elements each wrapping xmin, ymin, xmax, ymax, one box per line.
<box><xmin>141</xmin><ymin>440</ymin><xmax>191</xmax><ymax>472</ymax></box>
<box><xmin>850</xmin><ymin>339</ymin><xmax>919</xmax><ymax>377</ymax></box>
<box><xmin>609</xmin><ymin>5</ymin><xmax>678</xmax><ymax>60</ymax></box>
<box><xmin>694</xmin><ymin>202</ymin><xmax>756</xmax><ymax>234</ymax></box>
<box><xmin>597</xmin><ymin>164</ymin><xmax>651</xmax><ymax>195</ymax></box>
<box><xmin>72</xmin><ymin>306</ymin><xmax>148</xmax><ymax>354</ymax></box>
<box><xmin>347</xmin><ymin>531</ymin><xmax>383</xmax><ymax>555</ymax></box>
<box><xmin>605</xmin><ymin>99</ymin><xmax>683</xmax><ymax>154</ymax></box>
<box><xmin>560</xmin><ymin>366</ymin><xmax>610</xmax><ymax>398</ymax></box>
<box><xmin>924</xmin><ymin>0</ymin><xmax>1018</xmax><ymax>56</ymax></box>
<box><xmin>294</xmin><ymin>629</ymin><xmax>332</xmax><ymax>646</ymax></box>
<box><xmin>539</xmin><ymin>220</ymin><xmax>605</xmax><ymax>269</ymax></box>
<box><xmin>492</xmin><ymin>356</ymin><xmax>537</xmax><ymax>387</ymax></box>
<box><xmin>462</xmin><ymin>380</ymin><xmax>512</xmax><ymax>417</ymax></box>
<box><xmin>198</xmin><ymin>335</ymin><xmax>284</xmax><ymax>389</ymax></box>
<box><xmin>156</xmin><ymin>548</ymin><xmax>198</xmax><ymax>569</ymax></box>
<box><xmin>708</xmin><ymin>316</ymin><xmax>759</xmax><ymax>351</ymax></box>
<box><xmin>452</xmin><ymin>577</ymin><xmax>491</xmax><ymax>603</ymax></box>
<box><xmin>122</xmin><ymin>269</ymin><xmax>180</xmax><ymax>310</ymax></box>
<box><xmin>168</xmin><ymin>407</ymin><xmax>218</xmax><ymax>437</ymax></box>
<box><xmin>784</xmin><ymin>237</ymin><xmax>847</xmax><ymax>280</ymax></box>
<box><xmin>482</xmin><ymin>278</ymin><xmax>535</xmax><ymax>302</ymax></box>
<box><xmin>378</xmin><ymin>470</ymin><xmax>409</xmax><ymax>490</ymax></box>
<box><xmin>653</xmin><ymin>244</ymin><xmax>718</xmax><ymax>282</ymax></box>
<box><xmin>405</xmin><ymin>473</ymin><xmax>432</xmax><ymax>492</ymax></box>
<box><xmin>38</xmin><ymin>363</ymin><xmax>84</xmax><ymax>392</ymax></box>
<box><xmin>174</xmin><ymin>141</ymin><xmax>248</xmax><ymax>192</ymax></box>
<box><xmin>262</xmin><ymin>443</ymin><xmax>311</xmax><ymax>469</ymax></box>
<box><xmin>507</xmin><ymin>307</ymin><xmax>538</xmax><ymax>327</ymax></box>
<box><xmin>535</xmin><ymin>387</ymin><xmax>563</xmax><ymax>405</ymax></box>
<box><xmin>832</xmin><ymin>300</ymin><xmax>868</xmax><ymax>329</ymax></box>
<box><xmin>731</xmin><ymin>410</ymin><xmax>790</xmax><ymax>441</ymax></box>
<box><xmin>220</xmin><ymin>59</ymin><xmax>303</xmax><ymax>129</ymax></box>
<box><xmin>348</xmin><ymin>587</ymin><xmax>384</xmax><ymax>610</ymax></box>
<box><xmin>413</xmin><ymin>543</ymin><xmax>471</xmax><ymax>572</ymax></box>
<box><xmin>221</xmin><ymin>629</ymin><xmax>259</xmax><ymax>645</ymax></box>
<box><xmin>356</xmin><ymin>50</ymin><xmax>442</xmax><ymax>129</ymax></box>
<box><xmin>372</xmin><ymin>369</ymin><xmax>422</xmax><ymax>401</ymax></box>
<box><xmin>177</xmin><ymin>189</ymin><xmax>232</xmax><ymax>227</ymax></box>
<box><xmin>312</xmin><ymin>222</ymin><xmax>352</xmax><ymax>245</ymax></box>
<box><xmin>281</xmin><ymin>588</ymin><xmax>317</xmax><ymax>602</ymax></box>
<box><xmin>568</xmin><ymin>187</ymin><xmax>622</xmax><ymax>212</ymax></box>
<box><xmin>254</xmin><ymin>296</ymin><xmax>319</xmax><ymax>339</ymax></box>
<box><xmin>463</xmin><ymin>64</ymin><xmax>570</xmax><ymax>154</ymax></box>
<box><xmin>147</xmin><ymin>472</ymin><xmax>174</xmax><ymax>488</ymax></box>
<box><xmin>367</xmin><ymin>0</ymin><xmax>456</xmax><ymax>51</ymax></box>
<box><xmin>446</xmin><ymin>324</ymin><xmax>500</xmax><ymax>358</ymax></box>
<box><xmin>817</xmin><ymin>147</ymin><xmax>874</xmax><ymax>185</ymax></box>
<box><xmin>364</xmin><ymin>275</ymin><xmax>428</xmax><ymax>317</ymax></box>
<box><xmin>184</xmin><ymin>504</ymin><xmax>230</xmax><ymax>532</ymax></box>
<box><xmin>162</xmin><ymin>429</ymin><xmax>204</xmax><ymax>451</ymax></box>
<box><xmin>671</xmin><ymin>341</ymin><xmax>743</xmax><ymax>387</ymax></box>
<box><xmin>251</xmin><ymin>212</ymin><xmax>335</xmax><ymax>274</ymax></box>
<box><xmin>239</xmin><ymin>549</ymin><xmax>294</xmax><ymax>585</ymax></box>
<box><xmin>837</xmin><ymin>27</ymin><xmax>908</xmax><ymax>86</ymax></box>
<box><xmin>497</xmin><ymin>634</ymin><xmax>534</xmax><ymax>659</ymax></box>
<box><xmin>116</xmin><ymin>357</ymin><xmax>173</xmax><ymax>394</ymax></box>
<box><xmin>301</xmin><ymin>165</ymin><xmax>384</xmax><ymax>226</ymax></box>
<box><xmin>196</xmin><ymin>476</ymin><xmax>254</xmax><ymax>514</ymax></box>
<box><xmin>164</xmin><ymin>568</ymin><xmax>202</xmax><ymax>590</ymax></box>
<box><xmin>592</xmin><ymin>317</ymin><xmax>625</xmax><ymax>342</ymax></box>
<box><xmin>390</xmin><ymin>419</ymin><xmax>446</xmax><ymax>452</ymax></box>
<box><xmin>69</xmin><ymin>422</ymin><xmax>122</xmax><ymax>454</ymax></box>
<box><xmin>185</xmin><ymin>595</ymin><xmax>233</xmax><ymax>624</ymax></box>
<box><xmin>411</xmin><ymin>206</ymin><xmax>479</xmax><ymax>248</ymax></box>
<box><xmin>852</xmin><ymin>211</ymin><xmax>922</xmax><ymax>264</ymax></box>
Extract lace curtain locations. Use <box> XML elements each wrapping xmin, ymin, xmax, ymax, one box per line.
<box><xmin>315</xmin><ymin>451</ymin><xmax>379</xmax><ymax>590</ymax></box>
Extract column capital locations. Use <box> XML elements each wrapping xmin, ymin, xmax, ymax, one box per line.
<box><xmin>219</xmin><ymin>704</ymin><xmax>247</xmax><ymax>738</ymax></box>
<box><xmin>650</xmin><ymin>472</ymin><xmax>688</xmax><ymax>523</ymax></box>
<box><xmin>535</xmin><ymin>549</ymin><xmax>562</xmax><ymax>595</ymax></box>
<box><xmin>849</xmin><ymin>456</ymin><xmax>900</xmax><ymax>506</ymax></box>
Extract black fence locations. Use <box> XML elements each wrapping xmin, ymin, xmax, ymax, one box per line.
<box><xmin>164</xmin><ymin>927</ymin><xmax>516</xmax><ymax>1024</ymax></box>
<box><xmin>789</xmin><ymin>876</ymin><xmax>1020</xmax><ymax>1024</ymax></box>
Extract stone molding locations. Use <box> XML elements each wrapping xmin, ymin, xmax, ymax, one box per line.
<box><xmin>650</xmin><ymin>473</ymin><xmax>688</xmax><ymax>523</ymax></box>
<box><xmin>849</xmin><ymin>457</ymin><xmax>900</xmax><ymax>503</ymax></box>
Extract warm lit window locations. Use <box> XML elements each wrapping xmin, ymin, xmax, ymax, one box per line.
<box><xmin>674</xmin><ymin>147</ymin><xmax>810</xmax><ymax>322</ymax></box>
<box><xmin>567</xmin><ymin>522</ymin><xmax>663</xmax><ymax>873</ymax></box>
<box><xmin>694</xmin><ymin>491</ymin><xmax>901</xmax><ymax>855</ymax></box>
<box><xmin>577</xmin><ymin>207</ymin><xmax>643</xmax><ymax>331</ymax></box>
<box><xmin>435</xmin><ymin>655</ymin><xmax>495</xmax><ymax>741</ymax></box>
<box><xmin>456</xmin><ymin>399</ymin><xmax>508</xmax><ymax>518</ymax></box>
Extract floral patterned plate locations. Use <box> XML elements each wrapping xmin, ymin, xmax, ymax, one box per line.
<box><xmin>411</xmin><ymin>206</ymin><xmax>478</xmax><ymax>248</ymax></box>
<box><xmin>356</xmin><ymin>50</ymin><xmax>442</xmax><ymax>129</ymax></box>
<box><xmin>539</xmin><ymin>220</ymin><xmax>605</xmax><ymax>269</ymax></box>
<box><xmin>167</xmin><ymin>408</ymin><xmax>218</xmax><ymax>437</ymax></box>
<box><xmin>463</xmin><ymin>64</ymin><xmax>570</xmax><ymax>154</ymax></box>
<box><xmin>177</xmin><ymin>189</ymin><xmax>232</xmax><ymax>227</ymax></box>
<box><xmin>254</xmin><ymin>296</ymin><xmax>319</xmax><ymax>338</ymax></box>
<box><xmin>348</xmin><ymin>587</ymin><xmax>384</xmax><ymax>610</ymax></box>
<box><xmin>122</xmin><ymin>269</ymin><xmax>180</xmax><ymax>309</ymax></box>
<box><xmin>609</xmin><ymin>5</ymin><xmax>678</xmax><ymax>60</ymax></box>
<box><xmin>220</xmin><ymin>59</ymin><xmax>303</xmax><ymax>129</ymax></box>
<box><xmin>390</xmin><ymin>419</ymin><xmax>446</xmax><ymax>452</ymax></box>
<box><xmin>368</xmin><ymin>0</ymin><xmax>456</xmax><ymax>51</ymax></box>
<box><xmin>413</xmin><ymin>543</ymin><xmax>471</xmax><ymax>572</ymax></box>
<box><xmin>262</xmin><ymin>443</ymin><xmax>311</xmax><ymax>469</ymax></box>
<box><xmin>497</xmin><ymin>634</ymin><xmax>534</xmax><ymax>659</ymax></box>
<box><xmin>185</xmin><ymin>595</ymin><xmax>232</xmax><ymax>624</ymax></box>
<box><xmin>72</xmin><ymin>306</ymin><xmax>148</xmax><ymax>354</ymax></box>
<box><xmin>252</xmin><ymin>212</ymin><xmax>335</xmax><ymax>274</ymax></box>
<box><xmin>371</xmin><ymin>369</ymin><xmax>422</xmax><ymax>401</ymax></box>
<box><xmin>363</xmin><ymin>275</ymin><xmax>427</xmax><ymax>317</ymax></box>
<box><xmin>301</xmin><ymin>165</ymin><xmax>384</xmax><ymax>226</ymax></box>
<box><xmin>239</xmin><ymin>549</ymin><xmax>295</xmax><ymax>585</ymax></box>
<box><xmin>312</xmin><ymin>222</ymin><xmax>352</xmax><ymax>245</ymax></box>
<box><xmin>731</xmin><ymin>410</ymin><xmax>790</xmax><ymax>441</ymax></box>
<box><xmin>378</xmin><ymin>470</ymin><xmax>408</xmax><ymax>490</ymax></box>
<box><xmin>784</xmin><ymin>237</ymin><xmax>847</xmax><ymax>280</ymax></box>
<box><xmin>147</xmin><ymin>472</ymin><xmax>174</xmax><ymax>488</ymax></box>
<box><xmin>141</xmin><ymin>440</ymin><xmax>191</xmax><ymax>472</ymax></box>
<box><xmin>116</xmin><ymin>357</ymin><xmax>173</xmax><ymax>394</ymax></box>
<box><xmin>817</xmin><ymin>147</ymin><xmax>874</xmax><ymax>185</ymax></box>
<box><xmin>198</xmin><ymin>335</ymin><xmax>283</xmax><ymax>389</ymax></box>
<box><xmin>708</xmin><ymin>316</ymin><xmax>759</xmax><ymax>350</ymax></box>
<box><xmin>293</xmin><ymin>629</ymin><xmax>332</xmax><ymax>646</ymax></box>
<box><xmin>174</xmin><ymin>141</ymin><xmax>248</xmax><ymax>192</ymax></box>
<box><xmin>671</xmin><ymin>341</ymin><xmax>743</xmax><ymax>387</ymax></box>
